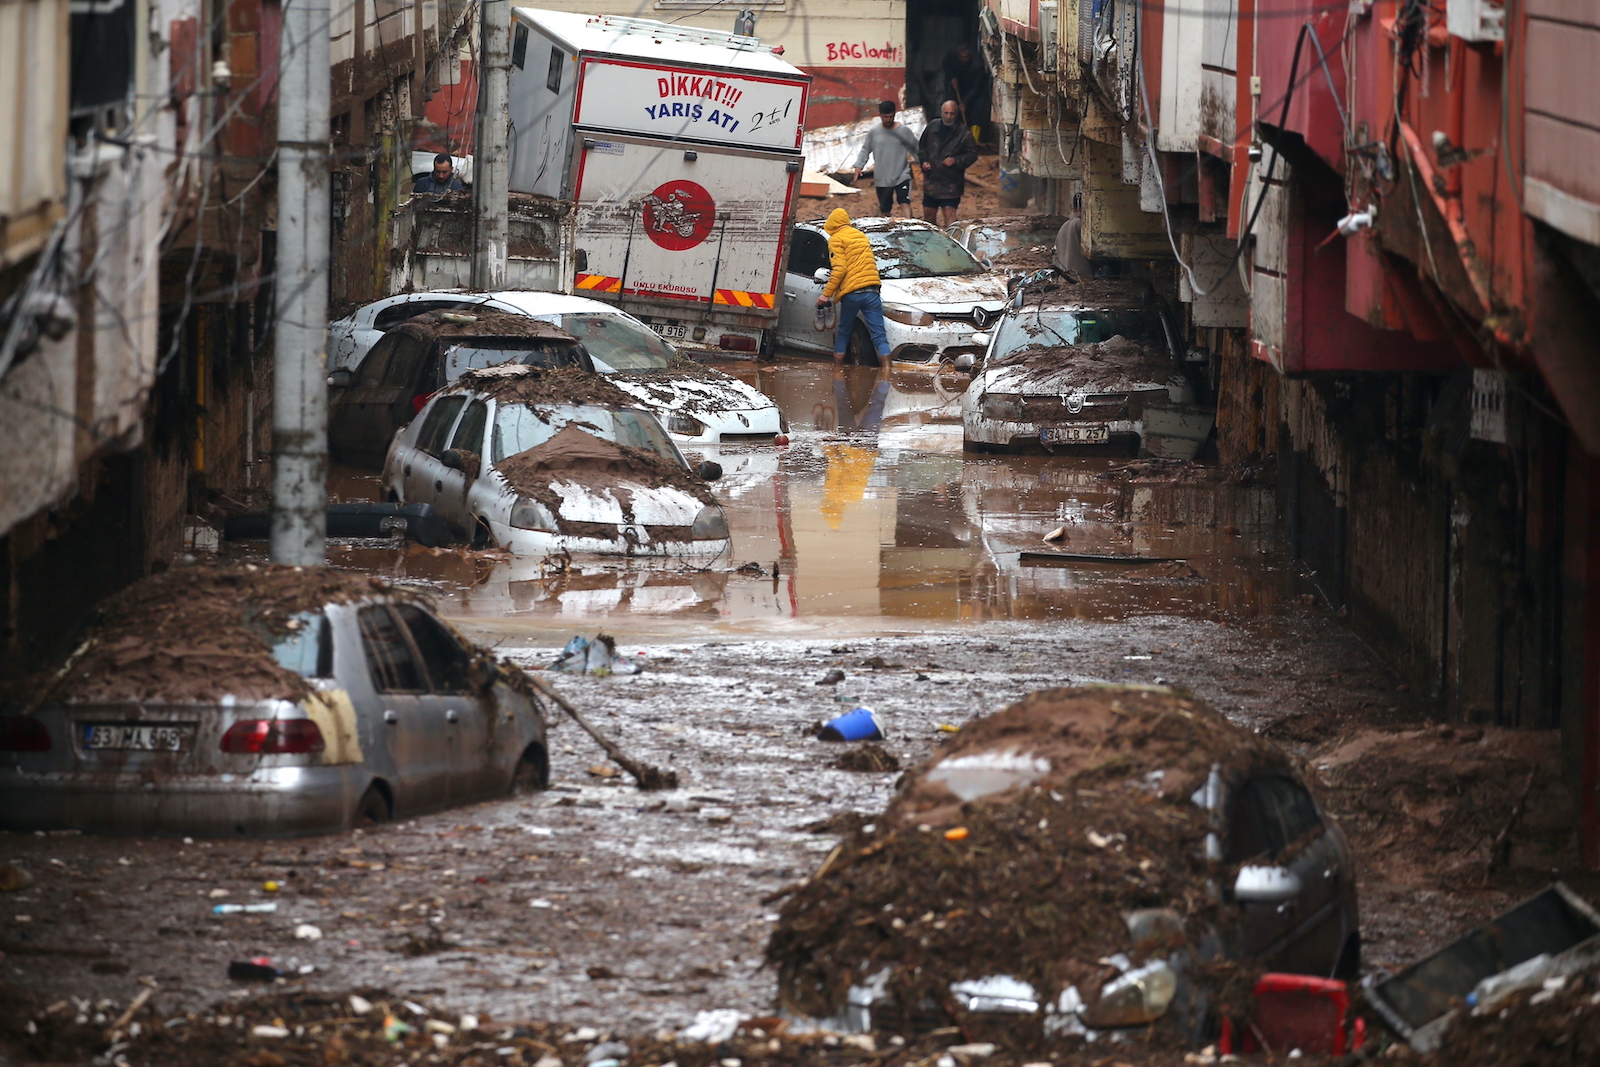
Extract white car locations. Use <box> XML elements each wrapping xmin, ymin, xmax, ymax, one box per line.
<box><xmin>329</xmin><ymin>291</ymin><xmax>783</xmax><ymax>446</ymax></box>
<box><xmin>382</xmin><ymin>364</ymin><xmax>732</xmax><ymax>558</ymax></box>
<box><xmin>961</xmin><ymin>281</ymin><xmax>1209</xmax><ymax>457</ymax></box>
<box><xmin>774</xmin><ymin>217</ymin><xmax>1009</xmax><ymax>366</ymax></box>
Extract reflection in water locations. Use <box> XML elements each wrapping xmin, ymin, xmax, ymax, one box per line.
<box><xmin>321</xmin><ymin>358</ymin><xmax>1297</xmax><ymax>637</ymax></box>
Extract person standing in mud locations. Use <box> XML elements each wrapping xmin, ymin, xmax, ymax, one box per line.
<box><xmin>918</xmin><ymin>101</ymin><xmax>979</xmax><ymax>228</ymax></box>
<box><xmin>815</xmin><ymin>207</ymin><xmax>891</xmax><ymax>369</ymax></box>
<box><xmin>849</xmin><ymin>101</ymin><xmax>921</xmax><ymax>218</ymax></box>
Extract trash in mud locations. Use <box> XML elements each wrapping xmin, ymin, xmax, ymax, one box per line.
<box><xmin>0</xmin><ymin>864</ymin><xmax>35</xmax><ymax>891</ymax></box>
<box><xmin>552</xmin><ymin>633</ymin><xmax>642</xmax><ymax>675</ymax></box>
<box><xmin>834</xmin><ymin>744</ymin><xmax>901</xmax><ymax>773</ymax></box>
<box><xmin>818</xmin><ymin>708</ymin><xmax>885</xmax><ymax>742</ymax></box>
<box><xmin>767</xmin><ymin>686</ymin><xmax>1306</xmax><ymax>1036</ymax></box>
<box><xmin>816</xmin><ymin>668</ymin><xmax>846</xmax><ymax>686</ymax></box>
<box><xmin>227</xmin><ymin>959</ymin><xmax>281</xmax><ymax>982</ymax></box>
<box><xmin>1381</xmin><ymin>965</ymin><xmax>1600</xmax><ymax>1067</ymax></box>
<box><xmin>214</xmin><ymin>902</ymin><xmax>278</xmax><ymax>915</ymax></box>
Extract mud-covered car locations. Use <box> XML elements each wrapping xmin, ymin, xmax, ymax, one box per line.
<box><xmin>946</xmin><ymin>215</ymin><xmax>1067</xmax><ymax>278</ymax></box>
<box><xmin>383</xmin><ymin>364</ymin><xmax>731</xmax><ymax>558</ymax></box>
<box><xmin>776</xmin><ymin>217</ymin><xmax>1008</xmax><ymax>367</ymax></box>
<box><xmin>961</xmin><ymin>281</ymin><xmax>1210</xmax><ymax>457</ymax></box>
<box><xmin>0</xmin><ymin>566</ymin><xmax>549</xmax><ymax>836</ymax></box>
<box><xmin>768</xmin><ymin>685</ymin><xmax>1359</xmax><ymax>1040</ymax></box>
<box><xmin>328</xmin><ymin>311</ymin><xmax>593</xmax><ymax>468</ymax></box>
<box><xmin>329</xmin><ymin>291</ymin><xmax>785</xmax><ymax>446</ymax></box>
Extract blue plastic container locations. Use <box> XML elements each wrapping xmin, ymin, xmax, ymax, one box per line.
<box><xmin>819</xmin><ymin>707</ymin><xmax>885</xmax><ymax>742</ymax></box>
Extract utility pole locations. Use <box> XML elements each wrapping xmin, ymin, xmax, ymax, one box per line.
<box><xmin>473</xmin><ymin>0</ymin><xmax>510</xmax><ymax>289</ymax></box>
<box><xmin>271</xmin><ymin>0</ymin><xmax>331</xmax><ymax>565</ymax></box>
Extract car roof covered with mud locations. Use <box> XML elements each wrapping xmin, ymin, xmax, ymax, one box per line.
<box><xmin>389</xmin><ymin>309</ymin><xmax>580</xmax><ymax>344</ymax></box>
<box><xmin>441</xmin><ymin>364</ymin><xmax>644</xmax><ymax>409</ymax></box>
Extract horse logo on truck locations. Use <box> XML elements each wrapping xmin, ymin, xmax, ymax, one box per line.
<box><xmin>640</xmin><ymin>180</ymin><xmax>717</xmax><ymax>250</ymax></box>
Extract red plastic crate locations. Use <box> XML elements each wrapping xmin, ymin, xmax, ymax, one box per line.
<box><xmin>1219</xmin><ymin>974</ymin><xmax>1365</xmax><ymax>1055</ymax></box>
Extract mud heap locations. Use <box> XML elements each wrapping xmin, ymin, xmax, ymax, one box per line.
<box><xmin>987</xmin><ymin>336</ymin><xmax>1181</xmax><ymax>391</ymax></box>
<box><xmin>496</xmin><ymin>423</ymin><xmax>711</xmax><ymax>508</ymax></box>
<box><xmin>1</xmin><ymin>565</ymin><xmax>389</xmax><ymax>706</ymax></box>
<box><xmin>767</xmin><ymin>686</ymin><xmax>1288</xmax><ymax>1029</ymax></box>
<box><xmin>449</xmin><ymin>364</ymin><xmax>638</xmax><ymax>408</ymax></box>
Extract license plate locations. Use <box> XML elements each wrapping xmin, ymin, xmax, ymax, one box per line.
<box><xmin>1042</xmin><ymin>424</ymin><xmax>1110</xmax><ymax>445</ymax></box>
<box><xmin>649</xmin><ymin>322</ymin><xmax>688</xmax><ymax>340</ymax></box>
<box><xmin>81</xmin><ymin>724</ymin><xmax>191</xmax><ymax>752</ymax></box>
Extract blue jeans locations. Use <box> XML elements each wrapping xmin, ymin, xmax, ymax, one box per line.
<box><xmin>834</xmin><ymin>287</ymin><xmax>891</xmax><ymax>360</ymax></box>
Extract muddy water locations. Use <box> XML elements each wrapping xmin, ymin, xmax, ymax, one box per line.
<box><xmin>326</xmin><ymin>358</ymin><xmax>1300</xmax><ymax>641</ymax></box>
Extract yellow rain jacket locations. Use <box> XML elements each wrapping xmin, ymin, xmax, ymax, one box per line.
<box><xmin>821</xmin><ymin>208</ymin><xmax>881</xmax><ymax>302</ymax></box>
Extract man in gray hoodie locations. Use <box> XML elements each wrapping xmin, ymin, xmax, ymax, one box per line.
<box><xmin>850</xmin><ymin>101</ymin><xmax>921</xmax><ymax>217</ymax></box>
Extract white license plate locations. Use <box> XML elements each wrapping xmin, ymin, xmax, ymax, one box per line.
<box><xmin>649</xmin><ymin>323</ymin><xmax>688</xmax><ymax>340</ymax></box>
<box><xmin>81</xmin><ymin>724</ymin><xmax>191</xmax><ymax>752</ymax></box>
<box><xmin>1042</xmin><ymin>424</ymin><xmax>1110</xmax><ymax>445</ymax></box>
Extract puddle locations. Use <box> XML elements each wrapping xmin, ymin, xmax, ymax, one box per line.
<box><xmin>307</xmin><ymin>357</ymin><xmax>1300</xmax><ymax>640</ymax></box>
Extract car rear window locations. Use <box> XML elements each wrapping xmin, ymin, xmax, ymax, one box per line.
<box><xmin>442</xmin><ymin>339</ymin><xmax>588</xmax><ymax>379</ymax></box>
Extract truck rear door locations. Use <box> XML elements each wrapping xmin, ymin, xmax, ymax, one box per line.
<box><xmin>570</xmin><ymin>136</ymin><xmax>797</xmax><ymax>317</ymax></box>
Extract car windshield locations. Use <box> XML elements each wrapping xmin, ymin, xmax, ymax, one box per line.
<box><xmin>867</xmin><ymin>228</ymin><xmax>984</xmax><ymax>279</ymax></box>
<box><xmin>990</xmin><ymin>307</ymin><xmax>1167</xmax><ymax>360</ymax></box>
<box><xmin>442</xmin><ymin>339</ymin><xmax>585</xmax><ymax>379</ymax></box>
<box><xmin>491</xmin><ymin>403</ymin><xmax>683</xmax><ymax>466</ymax></box>
<box><xmin>556</xmin><ymin>313</ymin><xmax>674</xmax><ymax>372</ymax></box>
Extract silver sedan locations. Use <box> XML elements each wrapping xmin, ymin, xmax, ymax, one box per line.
<box><xmin>0</xmin><ymin>591</ymin><xmax>548</xmax><ymax>837</ymax></box>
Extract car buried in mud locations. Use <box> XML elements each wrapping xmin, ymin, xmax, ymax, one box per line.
<box><xmin>328</xmin><ymin>291</ymin><xmax>785</xmax><ymax>446</ymax></box>
<box><xmin>0</xmin><ymin>566</ymin><xmax>549</xmax><ymax>836</ymax></box>
<box><xmin>961</xmin><ymin>280</ymin><xmax>1212</xmax><ymax>458</ymax></box>
<box><xmin>383</xmin><ymin>364</ymin><xmax>732</xmax><ymax>558</ymax></box>
<box><xmin>328</xmin><ymin>310</ymin><xmax>594</xmax><ymax>468</ymax></box>
<box><xmin>768</xmin><ymin>685</ymin><xmax>1359</xmax><ymax>1042</ymax></box>
<box><xmin>776</xmin><ymin>217</ymin><xmax>1008</xmax><ymax>367</ymax></box>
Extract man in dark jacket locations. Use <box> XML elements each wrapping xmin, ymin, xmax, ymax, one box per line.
<box><xmin>414</xmin><ymin>153</ymin><xmax>465</xmax><ymax>194</ymax></box>
<box><xmin>918</xmin><ymin>101</ymin><xmax>979</xmax><ymax>227</ymax></box>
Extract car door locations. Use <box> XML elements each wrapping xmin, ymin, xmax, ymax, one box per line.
<box><xmin>331</xmin><ymin>335</ymin><xmax>399</xmax><ymax>463</ymax></box>
<box><xmin>392</xmin><ymin>603</ymin><xmax>503</xmax><ymax>804</ymax></box>
<box><xmin>402</xmin><ymin>395</ymin><xmax>466</xmax><ymax>507</ymax></box>
<box><xmin>355</xmin><ymin>604</ymin><xmax>450</xmax><ymax>815</ymax></box>
<box><xmin>1228</xmin><ymin>774</ymin><xmax>1346</xmax><ymax>975</ymax></box>
<box><xmin>437</xmin><ymin>398</ymin><xmax>490</xmax><ymax>533</ymax></box>
<box><xmin>779</xmin><ymin>228</ymin><xmax>832</xmax><ymax>352</ymax></box>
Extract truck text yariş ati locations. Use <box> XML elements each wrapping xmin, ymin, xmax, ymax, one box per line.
<box><xmin>507</xmin><ymin>8</ymin><xmax>811</xmax><ymax>357</ymax></box>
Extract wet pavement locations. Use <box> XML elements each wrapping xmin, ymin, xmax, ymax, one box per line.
<box><xmin>2</xmin><ymin>355</ymin><xmax>1463</xmax><ymax>1038</ymax></box>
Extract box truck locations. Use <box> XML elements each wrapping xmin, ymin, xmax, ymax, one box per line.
<box><xmin>507</xmin><ymin>8</ymin><xmax>811</xmax><ymax>356</ymax></box>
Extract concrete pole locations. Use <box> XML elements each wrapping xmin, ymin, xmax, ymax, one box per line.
<box><xmin>271</xmin><ymin>0</ymin><xmax>331</xmax><ymax>565</ymax></box>
<box><xmin>473</xmin><ymin>0</ymin><xmax>510</xmax><ymax>289</ymax></box>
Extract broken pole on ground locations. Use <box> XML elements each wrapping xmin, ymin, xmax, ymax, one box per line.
<box><xmin>271</xmin><ymin>0</ymin><xmax>331</xmax><ymax>565</ymax></box>
<box><xmin>529</xmin><ymin>676</ymin><xmax>679</xmax><ymax>790</ymax></box>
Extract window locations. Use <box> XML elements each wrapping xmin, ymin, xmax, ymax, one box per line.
<box><xmin>374</xmin><ymin>299</ymin><xmax>484</xmax><ymax>332</ymax></box>
<box><xmin>491</xmin><ymin>403</ymin><xmax>682</xmax><ymax>465</ymax></box>
<box><xmin>450</xmin><ymin>400</ymin><xmax>489</xmax><ymax>454</ymax></box>
<box><xmin>512</xmin><ymin>23</ymin><xmax>530</xmax><ymax>71</ymax></box>
<box><xmin>1229</xmin><ymin>776</ymin><xmax>1324</xmax><ymax>861</ymax></box>
<box><xmin>394</xmin><ymin>604</ymin><xmax>475</xmax><ymax>694</ymax></box>
<box><xmin>866</xmin><ymin>228</ymin><xmax>984</xmax><ymax>279</ymax></box>
<box><xmin>382</xmin><ymin>335</ymin><xmax>431</xmax><ymax>389</ymax></box>
<box><xmin>544</xmin><ymin>43</ymin><xmax>562</xmax><ymax>91</ymax></box>
<box><xmin>416</xmin><ymin>395</ymin><xmax>466</xmax><ymax>454</ymax></box>
<box><xmin>355</xmin><ymin>336</ymin><xmax>397</xmax><ymax>387</ymax></box>
<box><xmin>440</xmin><ymin>339</ymin><xmax>589</xmax><ymax>380</ymax></box>
<box><xmin>788</xmin><ymin>229</ymin><xmax>830</xmax><ymax>276</ymax></box>
<box><xmin>357</xmin><ymin>606</ymin><xmax>425</xmax><ymax>692</ymax></box>
<box><xmin>989</xmin><ymin>307</ymin><xmax>1166</xmax><ymax>361</ymax></box>
<box><xmin>265</xmin><ymin>610</ymin><xmax>331</xmax><ymax>677</ymax></box>
<box><xmin>556</xmin><ymin>313</ymin><xmax>674</xmax><ymax>371</ymax></box>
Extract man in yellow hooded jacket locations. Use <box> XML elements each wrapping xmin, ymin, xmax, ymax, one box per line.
<box><xmin>815</xmin><ymin>207</ymin><xmax>891</xmax><ymax>367</ymax></box>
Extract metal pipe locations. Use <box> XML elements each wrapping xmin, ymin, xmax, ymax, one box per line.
<box><xmin>270</xmin><ymin>0</ymin><xmax>331</xmax><ymax>565</ymax></box>
<box><xmin>473</xmin><ymin>0</ymin><xmax>511</xmax><ymax>289</ymax></box>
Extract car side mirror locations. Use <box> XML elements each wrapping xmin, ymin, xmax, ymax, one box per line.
<box><xmin>696</xmin><ymin>460</ymin><xmax>723</xmax><ymax>482</ymax></box>
<box><xmin>812</xmin><ymin>267</ymin><xmax>831</xmax><ymax>284</ymax></box>
<box><xmin>953</xmin><ymin>353</ymin><xmax>977</xmax><ymax>371</ymax></box>
<box><xmin>439</xmin><ymin>449</ymin><xmax>466</xmax><ymax>471</ymax></box>
<box><xmin>1233</xmin><ymin>864</ymin><xmax>1303</xmax><ymax>903</ymax></box>
<box><xmin>327</xmin><ymin>368</ymin><xmax>354</xmax><ymax>388</ymax></box>
<box><xmin>970</xmin><ymin>331</ymin><xmax>990</xmax><ymax>347</ymax></box>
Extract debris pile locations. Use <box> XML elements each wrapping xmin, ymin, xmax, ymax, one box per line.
<box><xmin>768</xmin><ymin>686</ymin><xmax>1288</xmax><ymax>1033</ymax></box>
<box><xmin>1386</xmin><ymin>969</ymin><xmax>1600</xmax><ymax>1066</ymax></box>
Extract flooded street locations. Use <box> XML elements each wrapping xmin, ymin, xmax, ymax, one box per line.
<box><xmin>5</xmin><ymin>355</ymin><xmax>1507</xmax><ymax>1046</ymax></box>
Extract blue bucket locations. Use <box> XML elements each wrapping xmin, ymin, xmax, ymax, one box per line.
<box><xmin>820</xmin><ymin>707</ymin><xmax>885</xmax><ymax>742</ymax></box>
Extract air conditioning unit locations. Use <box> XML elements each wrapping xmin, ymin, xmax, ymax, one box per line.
<box><xmin>1038</xmin><ymin>2</ymin><xmax>1058</xmax><ymax>72</ymax></box>
<box><xmin>1446</xmin><ymin>0</ymin><xmax>1504</xmax><ymax>42</ymax></box>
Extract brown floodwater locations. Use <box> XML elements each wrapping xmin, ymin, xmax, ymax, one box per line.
<box><xmin>313</xmin><ymin>357</ymin><xmax>1300</xmax><ymax>641</ymax></box>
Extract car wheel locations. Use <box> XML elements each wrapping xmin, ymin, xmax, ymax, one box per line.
<box><xmin>355</xmin><ymin>783</ymin><xmax>391</xmax><ymax>826</ymax></box>
<box><xmin>471</xmin><ymin>518</ymin><xmax>493</xmax><ymax>550</ymax></box>
<box><xmin>847</xmin><ymin>323</ymin><xmax>876</xmax><ymax>366</ymax></box>
<box><xmin>511</xmin><ymin>744</ymin><xmax>549</xmax><ymax>794</ymax></box>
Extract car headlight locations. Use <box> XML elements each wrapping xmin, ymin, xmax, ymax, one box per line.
<box><xmin>667</xmin><ymin>413</ymin><xmax>706</xmax><ymax>436</ymax></box>
<box><xmin>882</xmin><ymin>302</ymin><xmax>936</xmax><ymax>327</ymax></box>
<box><xmin>980</xmin><ymin>393</ymin><xmax>1023</xmax><ymax>420</ymax></box>
<box><xmin>690</xmin><ymin>504</ymin><xmax>730</xmax><ymax>540</ymax></box>
<box><xmin>510</xmin><ymin>498</ymin><xmax>559</xmax><ymax>532</ymax></box>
